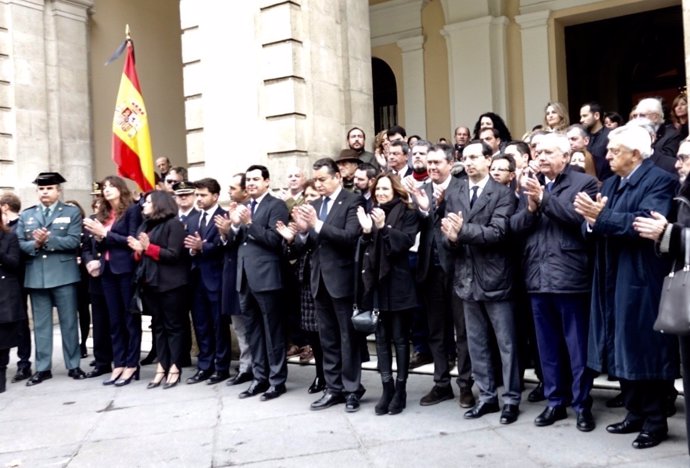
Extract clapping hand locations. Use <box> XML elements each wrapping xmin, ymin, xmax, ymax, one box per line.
<box><xmin>184</xmin><ymin>232</ymin><xmax>203</xmax><ymax>252</ymax></box>
<box><xmin>370</xmin><ymin>207</ymin><xmax>385</xmax><ymax>229</ymax></box>
<box><xmin>574</xmin><ymin>192</ymin><xmax>608</xmax><ymax>226</ymax></box>
<box><xmin>356</xmin><ymin>206</ymin><xmax>373</xmax><ymax>233</ymax></box>
<box><xmin>127</xmin><ymin>235</ymin><xmax>143</xmax><ymax>254</ymax></box>
<box><xmin>633</xmin><ymin>211</ymin><xmax>668</xmax><ymax>241</ymax></box>
<box><xmin>441</xmin><ymin>211</ymin><xmax>464</xmax><ymax>243</ymax></box>
<box><xmin>276</xmin><ymin>220</ymin><xmax>297</xmax><ymax>243</ymax></box>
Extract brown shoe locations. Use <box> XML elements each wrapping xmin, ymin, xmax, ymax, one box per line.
<box><xmin>459</xmin><ymin>386</ymin><xmax>476</xmax><ymax>408</ymax></box>
<box><xmin>299</xmin><ymin>346</ymin><xmax>314</xmax><ymax>365</ymax></box>
<box><xmin>286</xmin><ymin>344</ymin><xmax>301</xmax><ymax>357</ymax></box>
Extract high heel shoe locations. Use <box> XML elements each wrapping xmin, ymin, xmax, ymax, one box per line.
<box><xmin>114</xmin><ymin>367</ymin><xmax>140</xmax><ymax>387</ymax></box>
<box><xmin>163</xmin><ymin>370</ymin><xmax>181</xmax><ymax>390</ymax></box>
<box><xmin>103</xmin><ymin>368</ymin><xmax>124</xmax><ymax>386</ymax></box>
<box><xmin>147</xmin><ymin>371</ymin><xmax>167</xmax><ymax>389</ymax></box>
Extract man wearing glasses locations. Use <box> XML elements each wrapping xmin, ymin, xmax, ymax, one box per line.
<box><xmin>632</xmin><ymin>97</ymin><xmax>682</xmax><ymax>167</ymax></box>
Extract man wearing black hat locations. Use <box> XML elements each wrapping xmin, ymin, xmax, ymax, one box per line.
<box><xmin>15</xmin><ymin>172</ymin><xmax>86</xmax><ymax>385</ymax></box>
<box><xmin>335</xmin><ymin>149</ymin><xmax>361</xmax><ymax>192</ymax></box>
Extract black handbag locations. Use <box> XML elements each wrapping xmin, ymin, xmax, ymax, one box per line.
<box><xmin>351</xmin><ymin>238</ymin><xmax>379</xmax><ymax>334</ymax></box>
<box><xmin>654</xmin><ymin>228</ymin><xmax>690</xmax><ymax>335</ymax></box>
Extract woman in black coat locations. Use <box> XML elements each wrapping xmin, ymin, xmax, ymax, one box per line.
<box><xmin>0</xmin><ymin>214</ymin><xmax>23</xmax><ymax>393</ymax></box>
<box><xmin>128</xmin><ymin>191</ymin><xmax>188</xmax><ymax>389</ymax></box>
<box><xmin>634</xmin><ymin>150</ymin><xmax>690</xmax><ymax>453</ymax></box>
<box><xmin>84</xmin><ymin>175</ymin><xmax>143</xmax><ymax>386</ymax></box>
<box><xmin>357</xmin><ymin>174</ymin><xmax>419</xmax><ymax>415</ymax></box>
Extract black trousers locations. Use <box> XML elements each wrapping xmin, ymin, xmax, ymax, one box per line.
<box><xmin>305</xmin><ymin>331</ymin><xmax>324</xmax><ymax>381</ymax></box>
<box><xmin>89</xmin><ymin>289</ymin><xmax>112</xmax><ymax>370</ymax></box>
<box><xmin>680</xmin><ymin>336</ymin><xmax>690</xmax><ymax>454</ymax></box>
<box><xmin>15</xmin><ymin>289</ymin><xmax>31</xmax><ymax>370</ymax></box>
<box><xmin>315</xmin><ymin>281</ymin><xmax>362</xmax><ymax>395</ymax></box>
<box><xmin>620</xmin><ymin>378</ymin><xmax>672</xmax><ymax>434</ymax></box>
<box><xmin>142</xmin><ymin>285</ymin><xmax>186</xmax><ymax>370</ymax></box>
<box><xmin>376</xmin><ymin>309</ymin><xmax>411</xmax><ymax>382</ymax></box>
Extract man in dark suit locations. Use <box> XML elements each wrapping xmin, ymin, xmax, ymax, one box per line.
<box><xmin>442</xmin><ymin>141</ymin><xmax>520</xmax><ymax>424</ymax></box>
<box><xmin>184</xmin><ymin>178</ymin><xmax>231</xmax><ymax>385</ymax></box>
<box><xmin>215</xmin><ymin>174</ymin><xmax>254</xmax><ymax>386</ymax></box>
<box><xmin>574</xmin><ymin>125</ymin><xmax>679</xmax><ymax>449</ymax></box>
<box><xmin>16</xmin><ymin>172</ymin><xmax>87</xmax><ymax>385</ymax></box>
<box><xmin>225</xmin><ymin>165</ymin><xmax>290</xmax><ymax>400</ymax></box>
<box><xmin>511</xmin><ymin>133</ymin><xmax>599</xmax><ymax>432</ymax></box>
<box><xmin>293</xmin><ymin>158</ymin><xmax>363</xmax><ymax>412</ymax></box>
<box><xmin>408</xmin><ymin>143</ymin><xmax>474</xmax><ymax>409</ymax></box>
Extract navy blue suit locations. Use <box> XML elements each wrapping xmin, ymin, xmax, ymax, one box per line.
<box><xmin>98</xmin><ymin>203</ymin><xmax>143</xmax><ymax>368</ymax></box>
<box><xmin>189</xmin><ymin>205</ymin><xmax>230</xmax><ymax>373</ymax></box>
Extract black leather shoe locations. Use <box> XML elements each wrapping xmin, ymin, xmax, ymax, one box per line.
<box><xmin>310</xmin><ymin>391</ymin><xmax>345</xmax><ymax>410</ymax></box>
<box><xmin>632</xmin><ymin>430</ymin><xmax>667</xmax><ymax>449</ymax></box>
<box><xmin>527</xmin><ymin>382</ymin><xmax>546</xmax><ymax>403</ymax></box>
<box><xmin>206</xmin><ymin>371</ymin><xmax>230</xmax><ymax>385</ymax></box>
<box><xmin>11</xmin><ymin>368</ymin><xmax>32</xmax><ymax>383</ymax></box>
<box><xmin>186</xmin><ymin>369</ymin><xmax>213</xmax><ymax>384</ymax></box>
<box><xmin>307</xmin><ymin>376</ymin><xmax>326</xmax><ymax>394</ymax></box>
<box><xmin>345</xmin><ymin>393</ymin><xmax>360</xmax><ymax>413</ymax></box>
<box><xmin>605</xmin><ymin>392</ymin><xmax>625</xmax><ymax>408</ymax></box>
<box><xmin>85</xmin><ymin>367</ymin><xmax>111</xmax><ymax>378</ymax></box>
<box><xmin>500</xmin><ymin>404</ymin><xmax>519</xmax><ymax>424</ymax></box>
<box><xmin>26</xmin><ymin>371</ymin><xmax>52</xmax><ymax>387</ymax></box>
<box><xmin>226</xmin><ymin>371</ymin><xmax>253</xmax><ymax>386</ymax></box>
<box><xmin>409</xmin><ymin>352</ymin><xmax>433</xmax><ymax>369</ymax></box>
<box><xmin>354</xmin><ymin>385</ymin><xmax>366</xmax><ymax>400</ymax></box>
<box><xmin>576</xmin><ymin>409</ymin><xmax>596</xmax><ymax>432</ymax></box>
<box><xmin>260</xmin><ymin>384</ymin><xmax>286</xmax><ymax>401</ymax></box>
<box><xmin>238</xmin><ymin>380</ymin><xmax>270</xmax><ymax>399</ymax></box>
<box><xmin>463</xmin><ymin>401</ymin><xmax>500</xmax><ymax>419</ymax></box>
<box><xmin>68</xmin><ymin>368</ymin><xmax>87</xmax><ymax>380</ymax></box>
<box><xmin>606</xmin><ymin>418</ymin><xmax>644</xmax><ymax>434</ymax></box>
<box><xmin>534</xmin><ymin>406</ymin><xmax>568</xmax><ymax>426</ymax></box>
<box><xmin>420</xmin><ymin>385</ymin><xmax>454</xmax><ymax>406</ymax></box>
<box><xmin>459</xmin><ymin>386</ymin><xmax>476</xmax><ymax>408</ymax></box>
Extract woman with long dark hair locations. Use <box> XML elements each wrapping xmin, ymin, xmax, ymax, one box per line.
<box><xmin>128</xmin><ymin>191</ymin><xmax>188</xmax><ymax>389</ymax></box>
<box><xmin>356</xmin><ymin>174</ymin><xmax>419</xmax><ymax>415</ymax></box>
<box><xmin>83</xmin><ymin>175</ymin><xmax>143</xmax><ymax>386</ymax></box>
<box><xmin>0</xmin><ymin>212</ymin><xmax>22</xmax><ymax>393</ymax></box>
<box><xmin>472</xmin><ymin>112</ymin><xmax>513</xmax><ymax>143</ymax></box>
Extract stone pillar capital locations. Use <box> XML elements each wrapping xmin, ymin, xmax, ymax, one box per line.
<box><xmin>51</xmin><ymin>0</ymin><xmax>93</xmax><ymax>21</ymax></box>
<box><xmin>396</xmin><ymin>34</ymin><xmax>424</xmax><ymax>53</ymax></box>
<box><xmin>515</xmin><ymin>10</ymin><xmax>550</xmax><ymax>30</ymax></box>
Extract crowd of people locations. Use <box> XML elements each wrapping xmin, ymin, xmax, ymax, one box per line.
<box><xmin>0</xmin><ymin>92</ymin><xmax>689</xmax><ymax>453</ymax></box>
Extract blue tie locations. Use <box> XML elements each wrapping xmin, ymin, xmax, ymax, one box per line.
<box><xmin>250</xmin><ymin>200</ymin><xmax>257</xmax><ymax>216</ymax></box>
<box><xmin>319</xmin><ymin>196</ymin><xmax>330</xmax><ymax>221</ymax></box>
<box><xmin>546</xmin><ymin>181</ymin><xmax>554</xmax><ymax>193</ymax></box>
<box><xmin>469</xmin><ymin>186</ymin><xmax>479</xmax><ymax>208</ymax></box>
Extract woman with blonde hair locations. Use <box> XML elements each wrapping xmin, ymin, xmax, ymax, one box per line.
<box><xmin>543</xmin><ymin>102</ymin><xmax>569</xmax><ymax>132</ymax></box>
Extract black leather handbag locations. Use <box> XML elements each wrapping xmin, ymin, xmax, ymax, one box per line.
<box><xmin>654</xmin><ymin>228</ymin><xmax>690</xmax><ymax>335</ymax></box>
<box><xmin>351</xmin><ymin>238</ymin><xmax>379</xmax><ymax>334</ymax></box>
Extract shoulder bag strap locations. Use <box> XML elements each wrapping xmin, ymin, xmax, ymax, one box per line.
<box><xmin>684</xmin><ymin>228</ymin><xmax>690</xmax><ymax>271</ymax></box>
<box><xmin>353</xmin><ymin>237</ymin><xmax>362</xmax><ymax>309</ymax></box>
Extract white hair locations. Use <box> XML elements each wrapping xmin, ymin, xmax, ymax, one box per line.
<box><xmin>538</xmin><ymin>132</ymin><xmax>571</xmax><ymax>155</ymax></box>
<box><xmin>636</xmin><ymin>97</ymin><xmax>664</xmax><ymax>120</ymax></box>
<box><xmin>608</xmin><ymin>125</ymin><xmax>653</xmax><ymax>159</ymax></box>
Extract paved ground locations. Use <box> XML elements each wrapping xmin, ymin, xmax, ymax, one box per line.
<box><xmin>0</xmin><ymin>328</ymin><xmax>688</xmax><ymax>468</ymax></box>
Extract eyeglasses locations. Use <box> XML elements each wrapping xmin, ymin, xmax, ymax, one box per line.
<box><xmin>491</xmin><ymin>168</ymin><xmax>512</xmax><ymax>172</ymax></box>
<box><xmin>677</xmin><ymin>154</ymin><xmax>690</xmax><ymax>162</ymax></box>
<box><xmin>165</xmin><ymin>179</ymin><xmax>177</xmax><ymax>184</ymax></box>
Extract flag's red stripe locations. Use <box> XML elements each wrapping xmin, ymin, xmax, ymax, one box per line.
<box><xmin>124</xmin><ymin>43</ymin><xmax>142</xmax><ymax>92</ymax></box>
<box><xmin>112</xmin><ymin>135</ymin><xmax>153</xmax><ymax>192</ymax></box>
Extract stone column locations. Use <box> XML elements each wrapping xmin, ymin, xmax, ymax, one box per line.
<box><xmin>178</xmin><ymin>0</ymin><xmax>374</xmax><ymax>190</ymax></box>
<box><xmin>515</xmin><ymin>10</ymin><xmax>551</xmax><ymax>133</ymax></box>
<box><xmin>442</xmin><ymin>15</ymin><xmax>509</xmax><ymax>131</ymax></box>
<box><xmin>397</xmin><ymin>35</ymin><xmax>426</xmax><ymax>137</ymax></box>
<box><xmin>0</xmin><ymin>0</ymin><xmax>92</xmax><ymax>204</ymax></box>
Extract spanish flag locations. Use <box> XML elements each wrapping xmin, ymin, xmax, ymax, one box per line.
<box><xmin>111</xmin><ymin>39</ymin><xmax>155</xmax><ymax>192</ymax></box>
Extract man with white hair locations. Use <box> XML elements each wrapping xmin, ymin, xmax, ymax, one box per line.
<box><xmin>634</xmin><ymin>97</ymin><xmax>682</xmax><ymax>166</ymax></box>
<box><xmin>626</xmin><ymin>117</ymin><xmax>677</xmax><ymax>174</ymax></box>
<box><xmin>574</xmin><ymin>125</ymin><xmax>679</xmax><ymax>450</ymax></box>
<box><xmin>511</xmin><ymin>132</ymin><xmax>598</xmax><ymax>431</ymax></box>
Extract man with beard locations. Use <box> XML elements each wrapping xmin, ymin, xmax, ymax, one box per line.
<box><xmin>347</xmin><ymin>126</ymin><xmax>379</xmax><ymax>170</ymax></box>
<box><xmin>354</xmin><ymin>162</ymin><xmax>377</xmax><ymax>212</ymax></box>
<box><xmin>580</xmin><ymin>102</ymin><xmax>612</xmax><ymax>180</ymax></box>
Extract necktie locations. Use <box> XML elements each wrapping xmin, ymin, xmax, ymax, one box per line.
<box><xmin>617</xmin><ymin>178</ymin><xmax>627</xmax><ymax>192</ymax></box>
<box><xmin>546</xmin><ymin>181</ymin><xmax>554</xmax><ymax>193</ymax></box>
<box><xmin>469</xmin><ymin>186</ymin><xmax>479</xmax><ymax>209</ymax></box>
<box><xmin>199</xmin><ymin>212</ymin><xmax>207</xmax><ymax>233</ymax></box>
<box><xmin>179</xmin><ymin>214</ymin><xmax>187</xmax><ymax>223</ymax></box>
<box><xmin>319</xmin><ymin>196</ymin><xmax>330</xmax><ymax>222</ymax></box>
<box><xmin>43</xmin><ymin>206</ymin><xmax>50</xmax><ymax>219</ymax></box>
<box><xmin>250</xmin><ymin>200</ymin><xmax>257</xmax><ymax>216</ymax></box>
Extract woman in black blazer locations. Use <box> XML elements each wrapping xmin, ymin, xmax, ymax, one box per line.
<box><xmin>357</xmin><ymin>174</ymin><xmax>419</xmax><ymax>416</ymax></box>
<box><xmin>0</xmin><ymin>214</ymin><xmax>23</xmax><ymax>393</ymax></box>
<box><xmin>84</xmin><ymin>176</ymin><xmax>143</xmax><ymax>386</ymax></box>
<box><xmin>128</xmin><ymin>191</ymin><xmax>188</xmax><ymax>389</ymax></box>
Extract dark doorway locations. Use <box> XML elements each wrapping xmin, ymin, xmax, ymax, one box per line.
<box><xmin>564</xmin><ymin>5</ymin><xmax>685</xmax><ymax>122</ymax></box>
<box><xmin>372</xmin><ymin>57</ymin><xmax>398</xmax><ymax>133</ymax></box>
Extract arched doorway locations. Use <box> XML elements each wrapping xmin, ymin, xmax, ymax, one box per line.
<box><xmin>372</xmin><ymin>57</ymin><xmax>398</xmax><ymax>133</ymax></box>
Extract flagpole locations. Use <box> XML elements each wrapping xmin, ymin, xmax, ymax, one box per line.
<box><xmin>126</xmin><ymin>24</ymin><xmax>130</xmax><ymax>41</ymax></box>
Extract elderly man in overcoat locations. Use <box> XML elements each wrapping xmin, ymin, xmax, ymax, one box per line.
<box><xmin>574</xmin><ymin>125</ymin><xmax>679</xmax><ymax>449</ymax></box>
